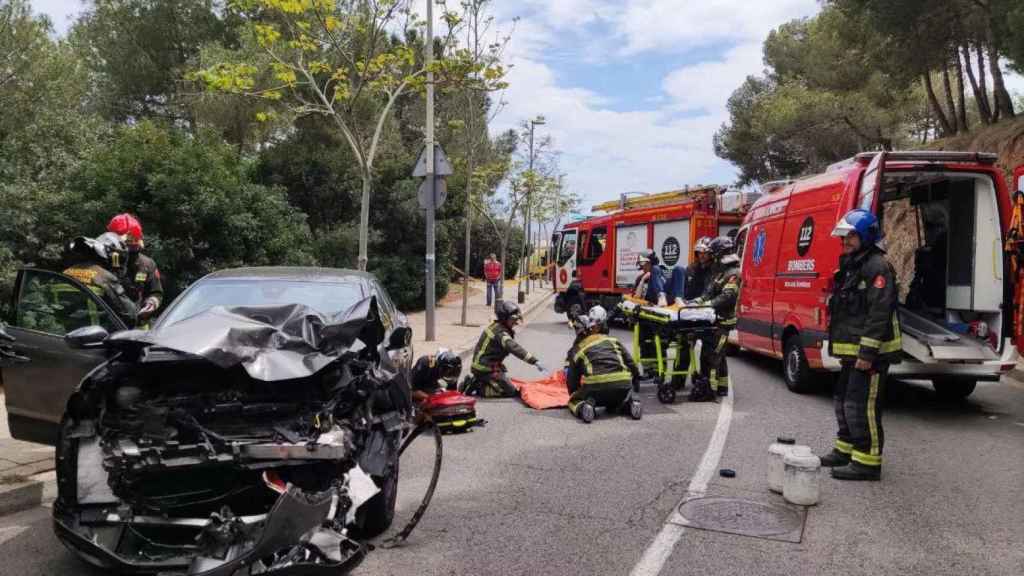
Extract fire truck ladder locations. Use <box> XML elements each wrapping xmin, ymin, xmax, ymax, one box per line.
<box><xmin>591</xmin><ymin>185</ymin><xmax>721</xmax><ymax>213</ymax></box>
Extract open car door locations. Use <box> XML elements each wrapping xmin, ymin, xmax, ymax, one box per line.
<box><xmin>2</xmin><ymin>268</ymin><xmax>128</xmax><ymax>445</ymax></box>
<box><xmin>1010</xmin><ymin>166</ymin><xmax>1024</xmax><ymax>352</ymax></box>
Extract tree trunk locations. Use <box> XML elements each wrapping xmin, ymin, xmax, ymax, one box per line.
<box><xmin>357</xmin><ymin>170</ymin><xmax>371</xmax><ymax>271</ymax></box>
<box><xmin>977</xmin><ymin>45</ymin><xmax>993</xmax><ymax>121</ymax></box>
<box><xmin>952</xmin><ymin>49</ymin><xmax>969</xmax><ymax>132</ymax></box>
<box><xmin>923</xmin><ymin>73</ymin><xmax>955</xmax><ymax>137</ymax></box>
<box><xmin>962</xmin><ymin>44</ymin><xmax>992</xmax><ymax>124</ymax></box>
<box><xmin>941</xmin><ymin>63</ymin><xmax>959</xmax><ymax>135</ymax></box>
<box><xmin>985</xmin><ymin>25</ymin><xmax>1015</xmax><ymax>119</ymax></box>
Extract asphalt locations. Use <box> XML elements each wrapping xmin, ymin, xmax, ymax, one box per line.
<box><xmin>1</xmin><ymin>304</ymin><xmax>1023</xmax><ymax>575</ymax></box>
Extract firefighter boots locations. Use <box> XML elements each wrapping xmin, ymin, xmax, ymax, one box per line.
<box><xmin>830</xmin><ymin>461</ymin><xmax>881</xmax><ymax>481</ymax></box>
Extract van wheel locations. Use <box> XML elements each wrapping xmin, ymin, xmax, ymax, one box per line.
<box><xmin>782</xmin><ymin>336</ymin><xmax>813</xmax><ymax>394</ymax></box>
<box><xmin>931</xmin><ymin>378</ymin><xmax>977</xmax><ymax>400</ymax></box>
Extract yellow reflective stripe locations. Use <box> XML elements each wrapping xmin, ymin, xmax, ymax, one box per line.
<box><xmin>582</xmin><ymin>371</ymin><xmax>633</xmax><ymax>385</ymax></box>
<box><xmin>860</xmin><ymin>337</ymin><xmax>881</xmax><ymax>348</ymax></box>
<box><xmin>851</xmin><ymin>450</ymin><xmax>882</xmax><ymax>467</ymax></box>
<box><xmin>472</xmin><ymin>327</ymin><xmax>496</xmax><ymax>372</ymax></box>
<box><xmin>638</xmin><ymin>311</ymin><xmax>669</xmax><ymax>324</ymax></box>
<box><xmin>574</xmin><ymin>334</ymin><xmax>610</xmax><ymax>362</ymax></box>
<box><xmin>868</xmin><ymin>371</ymin><xmax>880</xmax><ymax>456</ymax></box>
<box><xmin>835</xmin><ymin>440</ymin><xmax>853</xmax><ymax>454</ymax></box>
<box><xmin>710</xmin><ymin>369</ymin><xmax>718</xmax><ymax>391</ymax></box>
<box><xmin>715</xmin><ymin>334</ymin><xmax>728</xmax><ymax>353</ymax></box>
<box><xmin>879</xmin><ymin>316</ymin><xmax>902</xmax><ymax>353</ymax></box>
<box><xmin>832</xmin><ymin>342</ymin><xmax>860</xmax><ymax>355</ymax></box>
<box><xmin>718</xmin><ymin>318</ymin><xmax>737</xmax><ymax>327</ymax></box>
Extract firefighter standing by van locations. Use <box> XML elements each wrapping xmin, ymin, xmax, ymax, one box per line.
<box><xmin>821</xmin><ymin>209</ymin><xmax>900</xmax><ymax>482</ymax></box>
<box><xmin>686</xmin><ymin>237</ymin><xmax>714</xmax><ymax>300</ymax></box>
<box><xmin>692</xmin><ymin>236</ymin><xmax>740</xmax><ymax>400</ymax></box>
<box><xmin>463</xmin><ymin>301</ymin><xmax>545</xmax><ymax>398</ymax></box>
<box><xmin>566</xmin><ymin>305</ymin><xmax>643</xmax><ymax>423</ymax></box>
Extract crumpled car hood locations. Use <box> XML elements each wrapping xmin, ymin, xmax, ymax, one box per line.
<box><xmin>107</xmin><ymin>297</ymin><xmax>386</xmax><ymax>381</ymax></box>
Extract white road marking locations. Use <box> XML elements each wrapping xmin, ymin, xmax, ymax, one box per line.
<box><xmin>630</xmin><ymin>381</ymin><xmax>735</xmax><ymax>576</ymax></box>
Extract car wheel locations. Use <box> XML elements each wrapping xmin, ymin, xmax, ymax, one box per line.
<box><xmin>354</xmin><ymin>452</ymin><xmax>400</xmax><ymax>538</ymax></box>
<box><xmin>932</xmin><ymin>378</ymin><xmax>977</xmax><ymax>400</ymax></box>
<box><xmin>782</xmin><ymin>336</ymin><xmax>813</xmax><ymax>394</ymax></box>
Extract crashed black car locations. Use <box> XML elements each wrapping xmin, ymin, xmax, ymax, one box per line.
<box><xmin>2</xmin><ymin>267</ymin><xmax>416</xmax><ymax>574</ymax></box>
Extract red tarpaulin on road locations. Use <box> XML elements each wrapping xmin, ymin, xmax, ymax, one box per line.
<box><xmin>511</xmin><ymin>371</ymin><xmax>570</xmax><ymax>410</ymax></box>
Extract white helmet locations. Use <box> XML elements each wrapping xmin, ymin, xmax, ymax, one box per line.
<box><xmin>587</xmin><ymin>305</ymin><xmax>608</xmax><ymax>329</ymax></box>
<box><xmin>694</xmin><ymin>236</ymin><xmax>713</xmax><ymax>254</ymax></box>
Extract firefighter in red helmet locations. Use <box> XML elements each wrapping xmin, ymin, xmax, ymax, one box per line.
<box><xmin>107</xmin><ymin>214</ymin><xmax>163</xmax><ymax>325</ymax></box>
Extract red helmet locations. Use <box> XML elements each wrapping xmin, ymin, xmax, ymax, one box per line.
<box><xmin>107</xmin><ymin>213</ymin><xmax>143</xmax><ymax>241</ymax></box>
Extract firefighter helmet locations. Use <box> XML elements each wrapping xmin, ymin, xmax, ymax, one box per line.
<box><xmin>587</xmin><ymin>305</ymin><xmax>608</xmax><ymax>331</ymax></box>
<box><xmin>107</xmin><ymin>213</ymin><xmax>143</xmax><ymax>241</ymax></box>
<box><xmin>832</xmin><ymin>208</ymin><xmax>879</xmax><ymax>247</ymax></box>
<box><xmin>495</xmin><ymin>300</ymin><xmax>523</xmax><ymax>324</ymax></box>
<box><xmin>709</xmin><ymin>236</ymin><xmax>735</xmax><ymax>258</ymax></box>
<box><xmin>435</xmin><ymin>349</ymin><xmax>462</xmax><ymax>383</ymax></box>
<box><xmin>694</xmin><ymin>236</ymin><xmax>713</xmax><ymax>253</ymax></box>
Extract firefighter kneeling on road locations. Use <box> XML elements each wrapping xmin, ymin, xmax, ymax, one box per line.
<box><xmin>691</xmin><ymin>236</ymin><xmax>740</xmax><ymax>401</ymax></box>
<box><xmin>462</xmin><ymin>301</ymin><xmax>545</xmax><ymax>398</ymax></box>
<box><xmin>820</xmin><ymin>209</ymin><xmax>900</xmax><ymax>482</ymax></box>
<box><xmin>410</xmin><ymin>349</ymin><xmax>462</xmax><ymax>403</ymax></box>
<box><xmin>566</xmin><ymin>306</ymin><xmax>642</xmax><ymax>423</ymax></box>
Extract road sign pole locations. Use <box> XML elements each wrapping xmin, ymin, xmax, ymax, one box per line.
<box><xmin>424</xmin><ymin>0</ymin><xmax>436</xmax><ymax>342</ymax></box>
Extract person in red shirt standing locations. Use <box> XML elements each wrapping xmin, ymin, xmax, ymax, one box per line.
<box><xmin>484</xmin><ymin>253</ymin><xmax>503</xmax><ymax>307</ymax></box>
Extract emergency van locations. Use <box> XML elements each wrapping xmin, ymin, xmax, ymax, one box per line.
<box><xmin>551</xmin><ymin>187</ymin><xmax>751</xmax><ymax>317</ymax></box>
<box><xmin>735</xmin><ymin>151</ymin><xmax>1024</xmax><ymax>399</ymax></box>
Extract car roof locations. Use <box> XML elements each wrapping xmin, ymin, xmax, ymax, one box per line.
<box><xmin>203</xmin><ymin>267</ymin><xmax>376</xmax><ymax>285</ymax></box>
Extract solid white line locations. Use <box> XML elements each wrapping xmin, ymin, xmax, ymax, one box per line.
<box><xmin>629</xmin><ymin>382</ymin><xmax>735</xmax><ymax>576</ymax></box>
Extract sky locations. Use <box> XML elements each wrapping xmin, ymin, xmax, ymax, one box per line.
<box><xmin>33</xmin><ymin>0</ymin><xmax>1024</xmax><ymax>213</ymax></box>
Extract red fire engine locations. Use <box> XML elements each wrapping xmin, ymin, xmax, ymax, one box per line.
<box><xmin>735</xmin><ymin>151</ymin><xmax>1024</xmax><ymax>399</ymax></box>
<box><xmin>551</xmin><ymin>186</ymin><xmax>752</xmax><ymax>316</ymax></box>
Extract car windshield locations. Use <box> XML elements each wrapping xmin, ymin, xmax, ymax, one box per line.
<box><xmin>157</xmin><ymin>278</ymin><xmax>365</xmax><ymax>328</ymax></box>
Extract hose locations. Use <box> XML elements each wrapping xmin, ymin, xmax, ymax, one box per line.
<box><xmin>380</xmin><ymin>421</ymin><xmax>443</xmax><ymax>548</ymax></box>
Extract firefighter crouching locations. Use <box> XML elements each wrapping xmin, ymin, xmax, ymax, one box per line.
<box><xmin>566</xmin><ymin>306</ymin><xmax>642</xmax><ymax>423</ymax></box>
<box><xmin>410</xmin><ymin>349</ymin><xmax>463</xmax><ymax>403</ymax></box>
<box><xmin>462</xmin><ymin>301</ymin><xmax>546</xmax><ymax>398</ymax></box>
<box><xmin>691</xmin><ymin>236</ymin><xmax>739</xmax><ymax>401</ymax></box>
<box><xmin>821</xmin><ymin>209</ymin><xmax>900</xmax><ymax>482</ymax></box>
<box><xmin>64</xmin><ymin>233</ymin><xmax>138</xmax><ymax>325</ymax></box>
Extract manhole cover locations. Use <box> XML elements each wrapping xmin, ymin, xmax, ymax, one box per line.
<box><xmin>674</xmin><ymin>497</ymin><xmax>806</xmax><ymax>543</ymax></box>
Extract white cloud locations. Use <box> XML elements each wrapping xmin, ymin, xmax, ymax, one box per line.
<box><xmin>662</xmin><ymin>42</ymin><xmax>764</xmax><ymax>113</ymax></box>
<box><xmin>616</xmin><ymin>0</ymin><xmax>818</xmax><ymax>54</ymax></box>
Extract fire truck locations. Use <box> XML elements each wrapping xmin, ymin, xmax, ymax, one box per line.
<box><xmin>551</xmin><ymin>186</ymin><xmax>753</xmax><ymax>316</ymax></box>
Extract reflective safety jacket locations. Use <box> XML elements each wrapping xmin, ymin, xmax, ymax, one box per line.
<box><xmin>699</xmin><ymin>257</ymin><xmax>740</xmax><ymax>327</ymax></box>
<box><xmin>566</xmin><ymin>333</ymin><xmax>639</xmax><ymax>393</ymax></box>
<box><xmin>64</xmin><ymin>264</ymin><xmax>138</xmax><ymax>323</ymax></box>
<box><xmin>471</xmin><ymin>321</ymin><xmax>536</xmax><ymax>374</ymax></box>
<box><xmin>827</xmin><ymin>247</ymin><xmax>902</xmax><ymax>364</ymax></box>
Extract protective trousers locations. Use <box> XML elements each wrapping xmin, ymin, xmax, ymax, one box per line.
<box><xmin>700</xmin><ymin>328</ymin><xmax>730</xmax><ymax>393</ymax></box>
<box><xmin>470</xmin><ymin>369</ymin><xmax>519</xmax><ymax>398</ymax></box>
<box><xmin>568</xmin><ymin>383</ymin><xmax>634</xmax><ymax>418</ymax></box>
<box><xmin>834</xmin><ymin>362</ymin><xmax>887</xmax><ymax>468</ymax></box>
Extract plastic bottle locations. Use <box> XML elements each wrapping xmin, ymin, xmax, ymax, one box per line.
<box><xmin>767</xmin><ymin>436</ymin><xmax>796</xmax><ymax>494</ymax></box>
<box><xmin>783</xmin><ymin>446</ymin><xmax>821</xmax><ymax>506</ymax></box>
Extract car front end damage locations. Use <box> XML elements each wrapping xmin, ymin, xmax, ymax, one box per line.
<box><xmin>52</xmin><ymin>299</ymin><xmax>421</xmax><ymax>574</ymax></box>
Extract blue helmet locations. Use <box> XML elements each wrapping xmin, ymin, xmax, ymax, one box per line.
<box><xmin>831</xmin><ymin>209</ymin><xmax>879</xmax><ymax>247</ymax></box>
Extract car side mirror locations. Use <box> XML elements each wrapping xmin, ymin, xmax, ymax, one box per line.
<box><xmin>65</xmin><ymin>326</ymin><xmax>110</xmax><ymax>350</ymax></box>
<box><xmin>387</xmin><ymin>326</ymin><xmax>412</xmax><ymax>350</ymax></box>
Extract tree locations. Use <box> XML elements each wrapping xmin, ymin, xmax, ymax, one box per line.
<box><xmin>71</xmin><ymin>0</ymin><xmax>241</xmax><ymax>124</ymax></box>
<box><xmin>192</xmin><ymin>1</ymin><xmax>502</xmax><ymax>272</ymax></box>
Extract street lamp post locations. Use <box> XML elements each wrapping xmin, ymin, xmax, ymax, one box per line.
<box><xmin>424</xmin><ymin>0</ymin><xmax>436</xmax><ymax>341</ymax></box>
<box><xmin>519</xmin><ymin>117</ymin><xmax>545</xmax><ymax>303</ymax></box>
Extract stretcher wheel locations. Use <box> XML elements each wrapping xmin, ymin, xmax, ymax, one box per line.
<box><xmin>657</xmin><ymin>382</ymin><xmax>676</xmax><ymax>404</ymax></box>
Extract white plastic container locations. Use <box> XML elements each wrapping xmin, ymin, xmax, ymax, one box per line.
<box><xmin>783</xmin><ymin>446</ymin><xmax>821</xmax><ymax>506</ymax></box>
<box><xmin>767</xmin><ymin>437</ymin><xmax>797</xmax><ymax>494</ymax></box>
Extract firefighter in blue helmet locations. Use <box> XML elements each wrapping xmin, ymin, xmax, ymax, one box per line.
<box><xmin>822</xmin><ymin>209</ymin><xmax>901</xmax><ymax>481</ymax></box>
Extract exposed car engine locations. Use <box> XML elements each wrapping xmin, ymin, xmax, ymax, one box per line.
<box><xmin>52</xmin><ymin>300</ymin><xmax>419</xmax><ymax>575</ymax></box>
